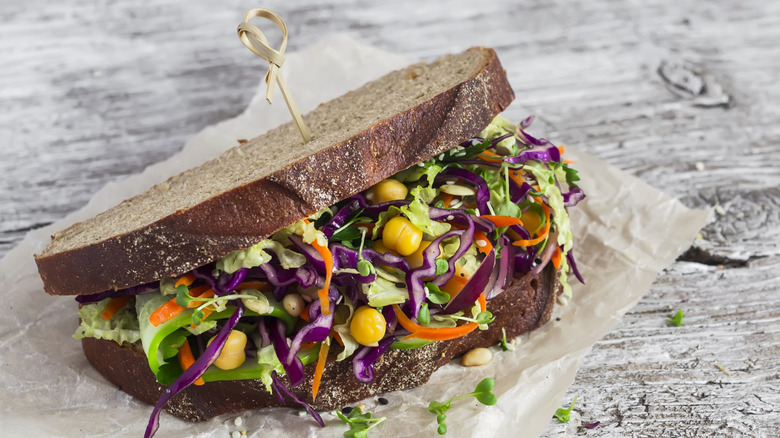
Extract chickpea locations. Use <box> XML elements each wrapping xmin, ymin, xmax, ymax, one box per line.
<box><xmin>297</xmin><ymin>284</ymin><xmax>319</xmax><ymax>302</ymax></box>
<box><xmin>283</xmin><ymin>293</ymin><xmax>305</xmax><ymax>317</ymax></box>
<box><xmin>372</xmin><ymin>239</ymin><xmax>398</xmax><ymax>256</ymax></box>
<box><xmin>350</xmin><ymin>306</ymin><xmax>387</xmax><ymax>346</ymax></box>
<box><xmin>382</xmin><ymin>216</ymin><xmax>423</xmax><ymax>256</ymax></box>
<box><xmin>366</xmin><ymin>179</ymin><xmax>408</xmax><ymax>204</ymax></box>
<box><xmin>406</xmin><ymin>240</ymin><xmax>434</xmax><ymax>269</ymax></box>
<box><xmin>208</xmin><ymin>330</ymin><xmax>247</xmax><ymax>370</ymax></box>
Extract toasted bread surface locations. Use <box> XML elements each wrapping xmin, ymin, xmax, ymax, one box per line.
<box><xmin>36</xmin><ymin>47</ymin><xmax>513</xmax><ymax>296</ymax></box>
<box><xmin>81</xmin><ymin>266</ymin><xmax>556</xmax><ymax>421</ymax></box>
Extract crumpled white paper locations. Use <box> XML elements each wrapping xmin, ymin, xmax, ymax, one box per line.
<box><xmin>0</xmin><ymin>35</ymin><xmax>711</xmax><ymax>438</ymax></box>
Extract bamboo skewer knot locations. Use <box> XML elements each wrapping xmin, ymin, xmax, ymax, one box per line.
<box><xmin>238</xmin><ymin>9</ymin><xmax>312</xmax><ymax>143</ymax></box>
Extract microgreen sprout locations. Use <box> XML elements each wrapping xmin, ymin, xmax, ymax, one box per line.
<box><xmin>175</xmin><ymin>284</ymin><xmax>260</xmax><ymax>326</ymax></box>
<box><xmin>418</xmin><ymin>303</ymin><xmax>430</xmax><ymax>326</ymax></box>
<box><xmin>553</xmin><ymin>396</ymin><xmax>577</xmax><ymax>423</ymax></box>
<box><xmin>330</xmin><ymin>209</ymin><xmax>372</xmax><ymax>243</ymax></box>
<box><xmin>500</xmin><ymin>327</ymin><xmax>509</xmax><ymax>351</ymax></box>
<box><xmin>668</xmin><ymin>309</ymin><xmax>684</xmax><ymax>327</ymax></box>
<box><xmin>424</xmin><ymin>282</ymin><xmax>450</xmax><ymax>305</ymax></box>
<box><xmin>444</xmin><ymin>310</ymin><xmax>495</xmax><ymax>325</ymax></box>
<box><xmin>427</xmin><ymin>377</ymin><xmax>497</xmax><ymax>435</ymax></box>
<box><xmin>336</xmin><ymin>406</ymin><xmax>386</xmax><ymax>438</ymax></box>
<box><xmin>355</xmin><ymin>228</ymin><xmax>377</xmax><ymax>277</ymax></box>
<box><xmin>434</xmin><ymin>259</ymin><xmax>449</xmax><ymax>276</ymax></box>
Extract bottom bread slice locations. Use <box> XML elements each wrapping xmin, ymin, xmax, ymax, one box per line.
<box><xmin>81</xmin><ymin>265</ymin><xmax>558</xmax><ymax>422</ymax></box>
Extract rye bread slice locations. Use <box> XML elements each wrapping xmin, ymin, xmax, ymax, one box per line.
<box><xmin>81</xmin><ymin>265</ymin><xmax>557</xmax><ymax>421</ymax></box>
<box><xmin>35</xmin><ymin>47</ymin><xmax>514</xmax><ymax>296</ymax></box>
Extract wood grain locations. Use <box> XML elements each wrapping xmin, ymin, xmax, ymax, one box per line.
<box><xmin>1</xmin><ymin>0</ymin><xmax>778</xmax><ymax>436</ymax></box>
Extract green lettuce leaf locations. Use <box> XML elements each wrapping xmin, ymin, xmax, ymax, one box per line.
<box><xmin>73</xmin><ymin>298</ymin><xmax>141</xmax><ymax>345</ymax></box>
<box><xmin>395</xmin><ymin>160</ymin><xmax>444</xmax><ymax>187</ymax></box>
<box><xmin>524</xmin><ymin>161</ymin><xmax>575</xmax><ymax>299</ymax></box>
<box><xmin>478</xmin><ymin>115</ymin><xmax>518</xmax><ymax>155</ymax></box>
<box><xmin>273</xmin><ymin>218</ymin><xmax>327</xmax><ymax>247</ymax></box>
<box><xmin>216</xmin><ymin>242</ymin><xmax>273</xmax><ymax>274</ymax></box>
<box><xmin>399</xmin><ymin>186</ymin><xmax>450</xmax><ymax>238</ymax></box>
<box><xmin>333</xmin><ymin>297</ymin><xmax>360</xmax><ymax>361</ymax></box>
<box><xmin>159</xmin><ymin>277</ymin><xmax>178</xmax><ymax>295</ymax></box>
<box><xmin>363</xmin><ymin>276</ymin><xmax>409</xmax><ymax>307</ymax></box>
<box><xmin>256</xmin><ymin>344</ymin><xmax>285</xmax><ymax>393</ymax></box>
<box><xmin>216</xmin><ymin>239</ymin><xmax>307</xmax><ymax>273</ymax></box>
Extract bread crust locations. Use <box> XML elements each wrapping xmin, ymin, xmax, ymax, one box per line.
<box><xmin>81</xmin><ymin>265</ymin><xmax>557</xmax><ymax>421</ymax></box>
<box><xmin>36</xmin><ymin>47</ymin><xmax>514</xmax><ymax>296</ymax></box>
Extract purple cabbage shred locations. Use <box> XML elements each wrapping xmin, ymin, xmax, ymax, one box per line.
<box><xmin>270</xmin><ymin>371</ymin><xmax>325</xmax><ymax>427</ymax></box>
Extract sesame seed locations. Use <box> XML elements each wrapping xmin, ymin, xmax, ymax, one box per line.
<box><xmin>476</xmin><ymin>240</ymin><xmax>487</xmax><ymax>247</ymax></box>
<box><xmin>234</xmin><ymin>417</ymin><xmax>243</xmax><ymax>427</ymax></box>
<box><xmin>232</xmin><ymin>431</ymin><xmax>241</xmax><ymax>438</ymax></box>
<box><xmin>446</xmin><ymin>215</ymin><xmax>454</xmax><ymax>221</ymax></box>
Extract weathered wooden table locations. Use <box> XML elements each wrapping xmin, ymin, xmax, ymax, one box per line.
<box><xmin>2</xmin><ymin>0</ymin><xmax>777</xmax><ymax>436</ymax></box>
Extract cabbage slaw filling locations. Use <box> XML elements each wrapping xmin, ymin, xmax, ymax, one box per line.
<box><xmin>72</xmin><ymin>115</ymin><xmax>585</xmax><ymax>438</ymax></box>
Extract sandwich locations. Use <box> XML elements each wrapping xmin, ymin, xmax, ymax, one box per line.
<box><xmin>34</xmin><ymin>47</ymin><xmax>585</xmax><ymax>437</ymax></box>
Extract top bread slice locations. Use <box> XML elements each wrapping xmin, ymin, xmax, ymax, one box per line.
<box><xmin>35</xmin><ymin>47</ymin><xmax>514</xmax><ymax>296</ymax></box>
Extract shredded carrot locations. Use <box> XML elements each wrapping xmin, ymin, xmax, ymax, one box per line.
<box><xmin>439</xmin><ymin>193</ymin><xmax>454</xmax><ymax>208</ymax></box>
<box><xmin>395</xmin><ymin>294</ymin><xmax>487</xmax><ymax>341</ymax></box>
<box><xmin>150</xmin><ymin>285</ymin><xmax>214</xmax><ymax>327</ymax></box>
<box><xmin>481</xmin><ymin>215</ymin><xmax>523</xmax><ymax>228</ymax></box>
<box><xmin>473</xmin><ymin>230</ymin><xmax>493</xmax><ymax>255</ymax></box>
<box><xmin>512</xmin><ymin>199</ymin><xmax>551</xmax><ymax>247</ymax></box>
<box><xmin>235</xmin><ymin>280</ymin><xmax>271</xmax><ymax>291</ymax></box>
<box><xmin>189</xmin><ymin>288</ymin><xmax>215</xmax><ymax>328</ymax></box>
<box><xmin>477</xmin><ymin>150</ymin><xmax>504</xmax><ymax>163</ymax></box>
<box><xmin>331</xmin><ymin>330</ymin><xmax>345</xmax><ymax>346</ymax></box>
<box><xmin>300</xmin><ymin>341</ymin><xmax>317</xmax><ymax>350</ymax></box>
<box><xmin>149</xmin><ymin>298</ymin><xmax>185</xmax><ymax>327</ymax></box>
<box><xmin>509</xmin><ymin>170</ymin><xmax>526</xmax><ymax>188</ymax></box>
<box><xmin>311</xmin><ymin>340</ymin><xmax>330</xmax><ymax>401</ymax></box>
<box><xmin>303</xmin><ymin>219</ymin><xmax>333</xmax><ymax>315</ymax></box>
<box><xmin>177</xmin><ymin>340</ymin><xmax>204</xmax><ymax>386</ymax></box>
<box><xmin>300</xmin><ymin>302</ymin><xmax>312</xmax><ymax>322</ymax></box>
<box><xmin>558</xmin><ymin>145</ymin><xmax>575</xmax><ymax>163</ymax></box>
<box><xmin>186</xmin><ymin>285</ymin><xmax>212</xmax><ymax>302</ymax></box>
<box><xmin>100</xmin><ymin>296</ymin><xmax>131</xmax><ymax>320</ymax></box>
<box><xmin>551</xmin><ymin>246</ymin><xmax>562</xmax><ymax>270</ymax></box>
<box><xmin>392</xmin><ymin>304</ymin><xmax>426</xmax><ymax>333</ymax></box>
<box><xmin>440</xmin><ymin>265</ymin><xmax>471</xmax><ymax>297</ymax></box>
<box><xmin>175</xmin><ymin>273</ymin><xmax>197</xmax><ymax>288</ymax></box>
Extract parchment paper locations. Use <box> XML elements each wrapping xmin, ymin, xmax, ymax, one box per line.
<box><xmin>0</xmin><ymin>35</ymin><xmax>711</xmax><ymax>438</ymax></box>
